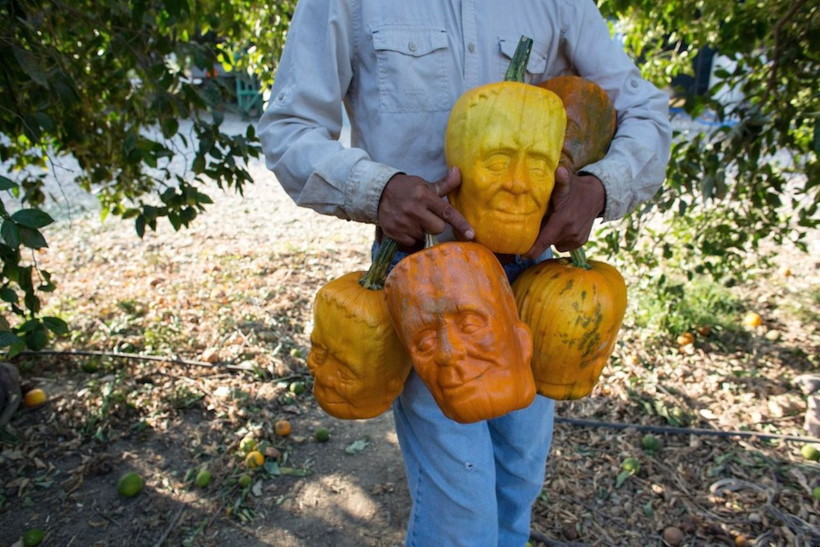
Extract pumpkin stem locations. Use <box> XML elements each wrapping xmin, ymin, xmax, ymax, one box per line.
<box><xmin>504</xmin><ymin>36</ymin><xmax>533</xmax><ymax>83</ymax></box>
<box><xmin>360</xmin><ymin>237</ymin><xmax>399</xmax><ymax>290</ymax></box>
<box><xmin>569</xmin><ymin>247</ymin><xmax>592</xmax><ymax>270</ymax></box>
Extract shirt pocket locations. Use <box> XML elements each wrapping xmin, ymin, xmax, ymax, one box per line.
<box><xmin>371</xmin><ymin>26</ymin><xmax>450</xmax><ymax>113</ymax></box>
<box><xmin>497</xmin><ymin>34</ymin><xmax>550</xmax><ymax>82</ymax></box>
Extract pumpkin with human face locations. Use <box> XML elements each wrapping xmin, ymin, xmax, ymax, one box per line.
<box><xmin>445</xmin><ymin>37</ymin><xmax>566</xmax><ymax>255</ymax></box>
<box><xmin>384</xmin><ymin>241</ymin><xmax>535</xmax><ymax>423</ymax></box>
<box><xmin>307</xmin><ymin>241</ymin><xmax>411</xmax><ymax>419</ymax></box>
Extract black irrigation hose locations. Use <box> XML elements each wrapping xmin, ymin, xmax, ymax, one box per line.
<box><xmin>555</xmin><ymin>416</ymin><xmax>819</xmax><ymax>444</ymax></box>
<box><xmin>19</xmin><ymin>349</ymin><xmax>258</xmax><ymax>372</ymax></box>
<box><xmin>17</xmin><ymin>349</ymin><xmax>820</xmax><ymax>444</ymax></box>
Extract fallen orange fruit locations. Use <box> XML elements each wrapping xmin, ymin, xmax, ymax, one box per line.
<box><xmin>23</xmin><ymin>388</ymin><xmax>47</xmax><ymax>408</ymax></box>
<box><xmin>274</xmin><ymin>419</ymin><xmax>292</xmax><ymax>437</ymax></box>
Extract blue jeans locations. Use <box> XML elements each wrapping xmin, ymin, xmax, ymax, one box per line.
<box><xmin>377</xmin><ymin>242</ymin><xmax>554</xmax><ymax>547</ymax></box>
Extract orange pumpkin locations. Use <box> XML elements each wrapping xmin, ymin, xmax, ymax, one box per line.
<box><xmin>538</xmin><ymin>75</ymin><xmax>617</xmax><ymax>172</ymax></box>
<box><xmin>384</xmin><ymin>240</ymin><xmax>535</xmax><ymax>423</ymax></box>
<box><xmin>307</xmin><ymin>240</ymin><xmax>411</xmax><ymax>419</ymax></box>
<box><xmin>445</xmin><ymin>36</ymin><xmax>566</xmax><ymax>255</ymax></box>
<box><xmin>512</xmin><ymin>247</ymin><xmax>626</xmax><ymax>400</ymax></box>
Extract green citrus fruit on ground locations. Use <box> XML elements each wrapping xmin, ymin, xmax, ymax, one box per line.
<box><xmin>289</xmin><ymin>381</ymin><xmax>306</xmax><ymax>395</ymax></box>
<box><xmin>800</xmin><ymin>444</ymin><xmax>820</xmax><ymax>461</ymax></box>
<box><xmin>238</xmin><ymin>474</ymin><xmax>252</xmax><ymax>488</ymax></box>
<box><xmin>195</xmin><ymin>469</ymin><xmax>212</xmax><ymax>488</ymax></box>
<box><xmin>117</xmin><ymin>471</ymin><xmax>144</xmax><ymax>498</ymax></box>
<box><xmin>622</xmin><ymin>457</ymin><xmax>640</xmax><ymax>473</ymax></box>
<box><xmin>22</xmin><ymin>528</ymin><xmax>44</xmax><ymax>546</ymax></box>
<box><xmin>245</xmin><ymin>450</ymin><xmax>264</xmax><ymax>469</ymax></box>
<box><xmin>812</xmin><ymin>487</ymin><xmax>820</xmax><ymax>500</ymax></box>
<box><xmin>314</xmin><ymin>428</ymin><xmax>330</xmax><ymax>442</ymax></box>
<box><xmin>239</xmin><ymin>436</ymin><xmax>257</xmax><ymax>454</ymax></box>
<box><xmin>641</xmin><ymin>434</ymin><xmax>661</xmax><ymax>452</ymax></box>
<box><xmin>23</xmin><ymin>388</ymin><xmax>47</xmax><ymax>408</ymax></box>
<box><xmin>81</xmin><ymin>359</ymin><xmax>99</xmax><ymax>373</ymax></box>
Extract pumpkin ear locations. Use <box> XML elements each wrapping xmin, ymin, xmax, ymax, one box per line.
<box><xmin>514</xmin><ymin>321</ymin><xmax>533</xmax><ymax>365</ymax></box>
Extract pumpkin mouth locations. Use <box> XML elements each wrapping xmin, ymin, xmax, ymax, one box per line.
<box><xmin>436</xmin><ymin>362</ymin><xmax>491</xmax><ymax>390</ymax></box>
<box><xmin>488</xmin><ymin>192</ymin><xmax>541</xmax><ymax>216</ymax></box>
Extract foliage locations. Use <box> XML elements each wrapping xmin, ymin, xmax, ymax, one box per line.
<box><xmin>0</xmin><ymin>0</ymin><xmax>293</xmax><ymax>354</ymax></box>
<box><xmin>593</xmin><ymin>0</ymin><xmax>819</xmax><ymax>288</ymax></box>
<box><xmin>1</xmin><ymin>0</ymin><xmax>817</xmax><ymax>352</ymax></box>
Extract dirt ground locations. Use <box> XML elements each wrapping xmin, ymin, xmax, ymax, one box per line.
<box><xmin>0</xmin><ymin>116</ymin><xmax>819</xmax><ymax>546</ymax></box>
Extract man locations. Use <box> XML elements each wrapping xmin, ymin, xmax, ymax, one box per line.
<box><xmin>259</xmin><ymin>1</ymin><xmax>671</xmax><ymax>544</ymax></box>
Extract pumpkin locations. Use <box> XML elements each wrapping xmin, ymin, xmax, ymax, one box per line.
<box><xmin>445</xmin><ymin>36</ymin><xmax>566</xmax><ymax>255</ymax></box>
<box><xmin>384</xmin><ymin>240</ymin><xmax>535</xmax><ymax>423</ymax></box>
<box><xmin>307</xmin><ymin>239</ymin><xmax>411</xmax><ymax>419</ymax></box>
<box><xmin>512</xmin><ymin>247</ymin><xmax>626</xmax><ymax>400</ymax></box>
<box><xmin>538</xmin><ymin>75</ymin><xmax>617</xmax><ymax>172</ymax></box>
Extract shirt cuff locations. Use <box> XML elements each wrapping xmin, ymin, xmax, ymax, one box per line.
<box><xmin>579</xmin><ymin>158</ymin><xmax>632</xmax><ymax>221</ymax></box>
<box><xmin>345</xmin><ymin>160</ymin><xmax>403</xmax><ymax>224</ymax></box>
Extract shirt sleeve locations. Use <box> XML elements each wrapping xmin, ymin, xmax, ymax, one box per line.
<box><xmin>561</xmin><ymin>1</ymin><xmax>672</xmax><ymax>221</ymax></box>
<box><xmin>257</xmin><ymin>0</ymin><xmax>400</xmax><ymax>224</ymax></box>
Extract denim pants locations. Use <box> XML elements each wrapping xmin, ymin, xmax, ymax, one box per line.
<box><xmin>377</xmin><ymin>242</ymin><xmax>555</xmax><ymax>547</ymax></box>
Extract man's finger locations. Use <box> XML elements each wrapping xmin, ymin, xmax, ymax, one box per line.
<box><xmin>435</xmin><ymin>201</ymin><xmax>475</xmax><ymax>241</ymax></box>
<box><xmin>433</xmin><ymin>167</ymin><xmax>461</xmax><ymax>197</ymax></box>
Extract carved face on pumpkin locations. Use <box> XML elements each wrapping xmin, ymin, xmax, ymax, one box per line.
<box><xmin>384</xmin><ymin>242</ymin><xmax>535</xmax><ymax>423</ymax></box>
<box><xmin>445</xmin><ymin>83</ymin><xmax>566</xmax><ymax>255</ymax></box>
<box><xmin>308</xmin><ymin>272</ymin><xmax>410</xmax><ymax>419</ymax></box>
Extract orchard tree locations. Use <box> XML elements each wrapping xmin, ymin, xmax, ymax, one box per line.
<box><xmin>0</xmin><ymin>0</ymin><xmax>294</xmax><ymax>354</ymax></box>
<box><xmin>1</xmin><ymin>0</ymin><xmax>817</xmax><ymax>353</ymax></box>
<box><xmin>594</xmin><ymin>0</ymin><xmax>818</xmax><ymax>286</ymax></box>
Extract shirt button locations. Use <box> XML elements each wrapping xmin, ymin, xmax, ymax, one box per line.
<box><xmin>408</xmin><ymin>41</ymin><xmax>417</xmax><ymax>52</ymax></box>
<box><xmin>631</xmin><ymin>80</ymin><xmax>639</xmax><ymax>88</ymax></box>
<box><xmin>468</xmin><ymin>42</ymin><xmax>476</xmax><ymax>53</ymax></box>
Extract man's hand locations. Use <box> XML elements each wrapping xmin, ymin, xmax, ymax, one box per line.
<box><xmin>523</xmin><ymin>167</ymin><xmax>606</xmax><ymax>258</ymax></box>
<box><xmin>377</xmin><ymin>167</ymin><xmax>475</xmax><ymax>247</ymax></box>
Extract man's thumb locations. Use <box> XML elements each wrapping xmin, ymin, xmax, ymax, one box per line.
<box><xmin>553</xmin><ymin>166</ymin><xmax>572</xmax><ymax>196</ymax></box>
<box><xmin>435</xmin><ymin>166</ymin><xmax>462</xmax><ymax>196</ymax></box>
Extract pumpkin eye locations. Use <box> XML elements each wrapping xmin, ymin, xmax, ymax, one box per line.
<box><xmin>310</xmin><ymin>346</ymin><xmax>328</xmax><ymax>365</ymax></box>
<box><xmin>414</xmin><ymin>330</ymin><xmax>438</xmax><ymax>353</ymax></box>
<box><xmin>528</xmin><ymin>157</ymin><xmax>548</xmax><ymax>177</ymax></box>
<box><xmin>458</xmin><ymin>311</ymin><xmax>486</xmax><ymax>334</ymax></box>
<box><xmin>483</xmin><ymin>152</ymin><xmax>511</xmax><ymax>173</ymax></box>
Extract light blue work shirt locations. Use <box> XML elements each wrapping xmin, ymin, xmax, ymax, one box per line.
<box><xmin>259</xmin><ymin>0</ymin><xmax>672</xmax><ymax>229</ymax></box>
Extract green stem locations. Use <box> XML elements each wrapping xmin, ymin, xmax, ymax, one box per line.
<box><xmin>504</xmin><ymin>36</ymin><xmax>534</xmax><ymax>82</ymax></box>
<box><xmin>569</xmin><ymin>246</ymin><xmax>592</xmax><ymax>270</ymax></box>
<box><xmin>359</xmin><ymin>237</ymin><xmax>399</xmax><ymax>290</ymax></box>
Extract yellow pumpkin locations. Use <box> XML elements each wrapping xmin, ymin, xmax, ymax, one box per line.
<box><xmin>512</xmin><ymin>247</ymin><xmax>626</xmax><ymax>400</ymax></box>
<box><xmin>308</xmin><ymin>240</ymin><xmax>411</xmax><ymax>419</ymax></box>
<box><xmin>445</xmin><ymin>36</ymin><xmax>566</xmax><ymax>255</ymax></box>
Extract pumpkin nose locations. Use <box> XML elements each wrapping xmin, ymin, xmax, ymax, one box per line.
<box><xmin>433</xmin><ymin>324</ymin><xmax>466</xmax><ymax>366</ymax></box>
<box><xmin>502</xmin><ymin>157</ymin><xmax>529</xmax><ymax>195</ymax></box>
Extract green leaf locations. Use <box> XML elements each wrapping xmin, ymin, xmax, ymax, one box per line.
<box><xmin>344</xmin><ymin>437</ymin><xmax>371</xmax><ymax>455</ymax></box>
<box><xmin>11</xmin><ymin>209</ymin><xmax>54</xmax><ymax>228</ymax></box>
<box><xmin>0</xmin><ymin>288</ymin><xmax>18</xmax><ymax>303</ymax></box>
<box><xmin>23</xmin><ymin>327</ymin><xmax>48</xmax><ymax>351</ymax></box>
<box><xmin>0</xmin><ymin>175</ymin><xmax>16</xmax><ymax>191</ymax></box>
<box><xmin>18</xmin><ymin>227</ymin><xmax>48</xmax><ymax>249</ymax></box>
<box><xmin>12</xmin><ymin>46</ymin><xmax>49</xmax><ymax>87</ymax></box>
<box><xmin>42</xmin><ymin>316</ymin><xmax>69</xmax><ymax>335</ymax></box>
<box><xmin>6</xmin><ymin>340</ymin><xmax>26</xmax><ymax>358</ymax></box>
<box><xmin>1</xmin><ymin>220</ymin><xmax>20</xmax><ymax>248</ymax></box>
<box><xmin>0</xmin><ymin>331</ymin><xmax>22</xmax><ymax>348</ymax></box>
